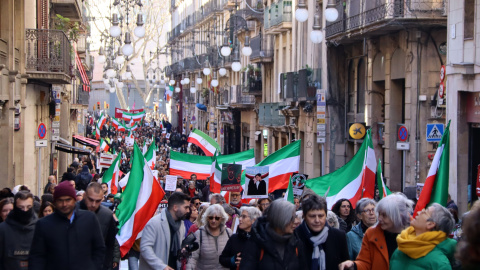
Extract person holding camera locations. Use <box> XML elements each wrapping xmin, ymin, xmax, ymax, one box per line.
<box><xmin>139</xmin><ymin>192</ymin><xmax>191</xmax><ymax>270</ymax></box>
<box><xmin>186</xmin><ymin>204</ymin><xmax>232</xmax><ymax>270</ymax></box>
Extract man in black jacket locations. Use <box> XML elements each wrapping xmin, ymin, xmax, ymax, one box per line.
<box><xmin>78</xmin><ymin>182</ymin><xmax>119</xmax><ymax>270</ymax></box>
<box><xmin>0</xmin><ymin>191</ymin><xmax>37</xmax><ymax>270</ymax></box>
<box><xmin>29</xmin><ymin>181</ymin><xmax>105</xmax><ymax>270</ymax></box>
<box><xmin>295</xmin><ymin>195</ymin><xmax>349</xmax><ymax>270</ymax></box>
<box><xmin>75</xmin><ymin>165</ymin><xmax>93</xmax><ymax>191</ymax></box>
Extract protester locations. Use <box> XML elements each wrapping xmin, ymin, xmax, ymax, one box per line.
<box><xmin>0</xmin><ymin>191</ymin><xmax>37</xmax><ymax>269</ymax></box>
<box><xmin>326</xmin><ymin>210</ymin><xmax>339</xmax><ymax>229</ymax></box>
<box><xmin>75</xmin><ymin>165</ymin><xmax>93</xmax><ymax>191</ymax></box>
<box><xmin>256</xmin><ymin>197</ymin><xmax>271</xmax><ymax>213</ymax></box>
<box><xmin>295</xmin><ymin>195</ymin><xmax>349</xmax><ymax>270</ymax></box>
<box><xmin>220</xmin><ymin>206</ymin><xmax>262</xmax><ymax>270</ymax></box>
<box><xmin>187</xmin><ymin>203</ymin><xmax>209</xmax><ymax>235</ymax></box>
<box><xmin>184</xmin><ymin>205</ymin><xmax>198</xmax><ymax>237</ymax></box>
<box><xmin>29</xmin><ymin>181</ymin><xmax>105</xmax><ymax>269</ymax></box>
<box><xmin>346</xmin><ymin>198</ymin><xmax>377</xmax><ymax>260</ymax></box>
<box><xmin>201</xmin><ymin>177</ymin><xmax>211</xmax><ymax>202</ymax></box>
<box><xmin>38</xmin><ymin>201</ymin><xmax>54</xmax><ymax>218</ymax></box>
<box><xmin>240</xmin><ymin>200</ymin><xmax>303</xmax><ymax>270</ymax></box>
<box><xmin>78</xmin><ymin>182</ymin><xmax>119</xmax><ymax>270</ymax></box>
<box><xmin>338</xmin><ymin>193</ymin><xmax>413</xmax><ymax>270</ymax></box>
<box><xmin>229</xmin><ymin>192</ymin><xmax>244</xmax><ymax>209</ymax></box>
<box><xmin>456</xmin><ymin>206</ymin><xmax>480</xmax><ymax>268</ymax></box>
<box><xmin>332</xmin><ymin>198</ymin><xmax>356</xmax><ymax>232</ymax></box>
<box><xmin>139</xmin><ymin>192</ymin><xmax>190</xmax><ymax>270</ymax></box>
<box><xmin>43</xmin><ymin>175</ymin><xmax>57</xmax><ymax>194</ymax></box>
<box><xmin>0</xmin><ymin>197</ymin><xmax>14</xmax><ymax>223</ymax></box>
<box><xmin>210</xmin><ymin>194</ymin><xmax>226</xmax><ymax>205</ymax></box>
<box><xmin>390</xmin><ymin>203</ymin><xmax>456</xmax><ymax>269</ymax></box>
<box><xmin>187</xmin><ymin>181</ymin><xmax>202</xmax><ymax>199</ymax></box>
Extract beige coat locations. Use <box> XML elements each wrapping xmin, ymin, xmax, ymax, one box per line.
<box><xmin>186</xmin><ymin>225</ymin><xmax>232</xmax><ymax>270</ymax></box>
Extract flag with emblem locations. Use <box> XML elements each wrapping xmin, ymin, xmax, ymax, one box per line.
<box><xmin>187</xmin><ymin>128</ymin><xmax>221</xmax><ymax>156</ymax></box>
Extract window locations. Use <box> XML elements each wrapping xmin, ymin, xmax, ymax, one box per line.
<box><xmin>464</xmin><ymin>0</ymin><xmax>474</xmax><ymax>39</ymax></box>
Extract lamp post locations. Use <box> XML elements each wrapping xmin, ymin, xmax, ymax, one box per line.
<box><xmin>295</xmin><ymin>0</ymin><xmax>339</xmax><ymax>43</ymax></box>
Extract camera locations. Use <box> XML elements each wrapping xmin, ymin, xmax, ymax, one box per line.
<box><xmin>177</xmin><ymin>233</ymin><xmax>199</xmax><ymax>261</ymax></box>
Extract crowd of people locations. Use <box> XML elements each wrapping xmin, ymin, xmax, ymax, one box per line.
<box><xmin>0</xmin><ymin>114</ymin><xmax>479</xmax><ymax>270</ymax></box>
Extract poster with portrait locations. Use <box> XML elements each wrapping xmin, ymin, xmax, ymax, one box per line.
<box><xmin>221</xmin><ymin>163</ymin><xmax>242</xmax><ymax>192</ymax></box>
<box><xmin>244</xmin><ymin>166</ymin><xmax>269</xmax><ymax>198</ymax></box>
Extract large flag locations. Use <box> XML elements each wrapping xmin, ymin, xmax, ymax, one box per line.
<box><xmin>116</xmin><ymin>143</ymin><xmax>165</xmax><ymax>257</ymax></box>
<box><xmin>376</xmin><ymin>159</ymin><xmax>392</xmax><ymax>199</ymax></box>
<box><xmin>414</xmin><ymin>121</ymin><xmax>450</xmax><ymax>217</ymax></box>
<box><xmin>306</xmin><ymin>129</ymin><xmax>376</xmax><ymax>209</ymax></box>
<box><xmin>94</xmin><ymin>125</ymin><xmax>100</xmax><ymax>140</ymax></box>
<box><xmin>100</xmin><ymin>138</ymin><xmax>110</xmax><ymax>153</ymax></box>
<box><xmin>123</xmin><ymin>111</ymin><xmax>145</xmax><ymax>124</ymax></box>
<box><xmin>101</xmin><ymin>153</ymin><xmax>122</xmax><ymax>194</ymax></box>
<box><xmin>241</xmin><ymin>140</ymin><xmax>301</xmax><ymax>193</ymax></box>
<box><xmin>210</xmin><ymin>149</ymin><xmax>256</xmax><ymax>193</ymax></box>
<box><xmin>97</xmin><ymin>112</ymin><xmax>107</xmax><ymax>128</ymax></box>
<box><xmin>111</xmin><ymin>118</ymin><xmax>126</xmax><ymax>132</ymax></box>
<box><xmin>144</xmin><ymin>138</ymin><xmax>157</xmax><ymax>170</ymax></box>
<box><xmin>170</xmin><ymin>151</ymin><xmax>213</xmax><ymax>180</ymax></box>
<box><xmin>187</xmin><ymin>128</ymin><xmax>221</xmax><ymax>156</ymax></box>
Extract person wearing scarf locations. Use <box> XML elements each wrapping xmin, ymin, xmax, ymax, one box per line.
<box><xmin>390</xmin><ymin>203</ymin><xmax>457</xmax><ymax>270</ymax></box>
<box><xmin>295</xmin><ymin>195</ymin><xmax>349</xmax><ymax>270</ymax></box>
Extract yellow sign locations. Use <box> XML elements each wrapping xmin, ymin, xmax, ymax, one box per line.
<box><xmin>317</xmin><ymin>118</ymin><xmax>326</xmax><ymax>124</ymax></box>
<box><xmin>264</xmin><ymin>143</ymin><xmax>268</xmax><ymax>156</ymax></box>
<box><xmin>349</xmin><ymin>123</ymin><xmax>366</xmax><ymax>140</ymax></box>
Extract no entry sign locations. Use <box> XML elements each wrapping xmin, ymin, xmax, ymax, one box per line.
<box><xmin>398</xmin><ymin>125</ymin><xmax>408</xmax><ymax>142</ymax></box>
<box><xmin>38</xmin><ymin>123</ymin><xmax>46</xmax><ymax>139</ymax></box>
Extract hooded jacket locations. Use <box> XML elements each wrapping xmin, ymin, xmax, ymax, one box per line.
<box><xmin>0</xmin><ymin>210</ymin><xmax>37</xmax><ymax>270</ymax></box>
<box><xmin>346</xmin><ymin>222</ymin><xmax>365</xmax><ymax>260</ymax></box>
<box><xmin>239</xmin><ymin>217</ymin><xmax>303</xmax><ymax>270</ymax></box>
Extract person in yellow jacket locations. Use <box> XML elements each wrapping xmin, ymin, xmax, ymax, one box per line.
<box><xmin>389</xmin><ymin>203</ymin><xmax>456</xmax><ymax>270</ymax></box>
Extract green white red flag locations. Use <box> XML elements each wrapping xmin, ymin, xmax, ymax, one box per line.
<box><xmin>116</xmin><ymin>143</ymin><xmax>164</xmax><ymax>257</ymax></box>
<box><xmin>306</xmin><ymin>129</ymin><xmax>376</xmax><ymax>209</ymax></box>
<box><xmin>376</xmin><ymin>159</ymin><xmax>392</xmax><ymax>199</ymax></box>
<box><xmin>101</xmin><ymin>153</ymin><xmax>122</xmax><ymax>194</ymax></box>
<box><xmin>144</xmin><ymin>138</ymin><xmax>157</xmax><ymax>170</ymax></box>
<box><xmin>97</xmin><ymin>112</ymin><xmax>107</xmax><ymax>128</ymax></box>
<box><xmin>187</xmin><ymin>128</ymin><xmax>221</xmax><ymax>156</ymax></box>
<box><xmin>240</xmin><ymin>140</ymin><xmax>301</xmax><ymax>193</ymax></box>
<box><xmin>209</xmin><ymin>149</ymin><xmax>256</xmax><ymax>193</ymax></box>
<box><xmin>93</xmin><ymin>125</ymin><xmax>100</xmax><ymax>140</ymax></box>
<box><xmin>170</xmin><ymin>151</ymin><xmax>213</xmax><ymax>180</ymax></box>
<box><xmin>283</xmin><ymin>176</ymin><xmax>294</xmax><ymax>203</ymax></box>
<box><xmin>100</xmin><ymin>138</ymin><xmax>110</xmax><ymax>153</ymax></box>
<box><xmin>414</xmin><ymin>121</ymin><xmax>450</xmax><ymax>217</ymax></box>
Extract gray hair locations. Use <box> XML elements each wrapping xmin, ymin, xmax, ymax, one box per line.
<box><xmin>327</xmin><ymin>210</ymin><xmax>339</xmax><ymax>229</ymax></box>
<box><xmin>240</xmin><ymin>206</ymin><xmax>262</xmax><ymax>221</ymax></box>
<box><xmin>209</xmin><ymin>193</ymin><xmax>226</xmax><ymax>204</ymax></box>
<box><xmin>201</xmin><ymin>204</ymin><xmax>229</xmax><ymax>226</ymax></box>
<box><xmin>376</xmin><ymin>193</ymin><xmax>414</xmax><ymax>232</ymax></box>
<box><xmin>429</xmin><ymin>203</ymin><xmax>455</xmax><ymax>234</ymax></box>
<box><xmin>265</xmin><ymin>199</ymin><xmax>296</xmax><ymax>231</ymax></box>
<box><xmin>356</xmin><ymin>198</ymin><xmax>377</xmax><ymax>215</ymax></box>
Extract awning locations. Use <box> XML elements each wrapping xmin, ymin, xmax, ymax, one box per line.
<box><xmin>55</xmin><ymin>143</ymin><xmax>92</xmax><ymax>155</ymax></box>
<box><xmin>73</xmin><ymin>135</ymin><xmax>99</xmax><ymax>148</ymax></box>
<box><xmin>74</xmin><ymin>45</ymin><xmax>90</xmax><ymax>92</ymax></box>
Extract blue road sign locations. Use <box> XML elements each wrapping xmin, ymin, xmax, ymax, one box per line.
<box><xmin>426</xmin><ymin>123</ymin><xmax>444</xmax><ymax>142</ymax></box>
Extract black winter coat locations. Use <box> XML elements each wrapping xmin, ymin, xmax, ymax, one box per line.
<box><xmin>75</xmin><ymin>166</ymin><xmax>92</xmax><ymax>191</ymax></box>
<box><xmin>78</xmin><ymin>201</ymin><xmax>118</xmax><ymax>270</ymax></box>
<box><xmin>239</xmin><ymin>217</ymin><xmax>304</xmax><ymax>270</ymax></box>
<box><xmin>219</xmin><ymin>229</ymin><xmax>252</xmax><ymax>270</ymax></box>
<box><xmin>0</xmin><ymin>211</ymin><xmax>37</xmax><ymax>270</ymax></box>
<box><xmin>28</xmin><ymin>210</ymin><xmax>106</xmax><ymax>270</ymax></box>
<box><xmin>294</xmin><ymin>221</ymin><xmax>349</xmax><ymax>270</ymax></box>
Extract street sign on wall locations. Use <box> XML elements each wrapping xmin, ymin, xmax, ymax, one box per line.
<box><xmin>38</xmin><ymin>123</ymin><xmax>46</xmax><ymax>139</ymax></box>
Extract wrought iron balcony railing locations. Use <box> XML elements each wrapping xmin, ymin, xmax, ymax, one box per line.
<box><xmin>250</xmin><ymin>34</ymin><xmax>274</xmax><ymax>61</ymax></box>
<box><xmin>326</xmin><ymin>0</ymin><xmax>446</xmax><ymax>39</ymax></box>
<box><xmin>26</xmin><ymin>29</ymin><xmax>72</xmax><ymax>75</ymax></box>
<box><xmin>265</xmin><ymin>0</ymin><xmax>292</xmax><ymax>30</ymax></box>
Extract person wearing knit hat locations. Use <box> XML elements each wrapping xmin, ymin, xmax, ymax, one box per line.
<box><xmin>29</xmin><ymin>181</ymin><xmax>105</xmax><ymax>269</ymax></box>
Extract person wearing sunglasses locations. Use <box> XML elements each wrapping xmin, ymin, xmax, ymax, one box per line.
<box><xmin>220</xmin><ymin>206</ymin><xmax>262</xmax><ymax>270</ymax></box>
<box><xmin>186</xmin><ymin>204</ymin><xmax>232</xmax><ymax>270</ymax></box>
<box><xmin>346</xmin><ymin>198</ymin><xmax>377</xmax><ymax>260</ymax></box>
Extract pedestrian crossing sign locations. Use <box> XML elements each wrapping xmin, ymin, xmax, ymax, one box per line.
<box><xmin>426</xmin><ymin>123</ymin><xmax>444</xmax><ymax>142</ymax></box>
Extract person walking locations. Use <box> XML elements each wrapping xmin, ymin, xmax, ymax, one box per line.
<box><xmin>295</xmin><ymin>195</ymin><xmax>349</xmax><ymax>270</ymax></box>
<box><xmin>139</xmin><ymin>192</ymin><xmax>191</xmax><ymax>270</ymax></box>
<box><xmin>28</xmin><ymin>181</ymin><xmax>106</xmax><ymax>270</ymax></box>
<box><xmin>75</xmin><ymin>165</ymin><xmax>93</xmax><ymax>191</ymax></box>
<box><xmin>389</xmin><ymin>203</ymin><xmax>456</xmax><ymax>269</ymax></box>
<box><xmin>78</xmin><ymin>182</ymin><xmax>119</xmax><ymax>270</ymax></box>
<box><xmin>219</xmin><ymin>206</ymin><xmax>262</xmax><ymax>270</ymax></box>
<box><xmin>346</xmin><ymin>198</ymin><xmax>377</xmax><ymax>260</ymax></box>
<box><xmin>0</xmin><ymin>191</ymin><xmax>37</xmax><ymax>269</ymax></box>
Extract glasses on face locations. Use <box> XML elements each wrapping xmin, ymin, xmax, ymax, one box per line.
<box><xmin>208</xmin><ymin>216</ymin><xmax>221</xmax><ymax>221</ymax></box>
<box><xmin>362</xmin><ymin>209</ymin><xmax>375</xmax><ymax>214</ymax></box>
<box><xmin>195</xmin><ymin>202</ymin><xmax>201</xmax><ymax>206</ymax></box>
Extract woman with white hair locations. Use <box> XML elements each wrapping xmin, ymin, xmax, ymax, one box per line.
<box><xmin>187</xmin><ymin>204</ymin><xmax>232</xmax><ymax>270</ymax></box>
<box><xmin>239</xmin><ymin>200</ymin><xmax>304</xmax><ymax>270</ymax></box>
<box><xmin>219</xmin><ymin>206</ymin><xmax>262</xmax><ymax>270</ymax></box>
<box><xmin>339</xmin><ymin>193</ymin><xmax>414</xmax><ymax>270</ymax></box>
<box><xmin>346</xmin><ymin>198</ymin><xmax>377</xmax><ymax>259</ymax></box>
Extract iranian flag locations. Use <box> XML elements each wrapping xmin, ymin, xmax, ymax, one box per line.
<box><xmin>306</xmin><ymin>129</ymin><xmax>376</xmax><ymax>209</ymax></box>
<box><xmin>97</xmin><ymin>112</ymin><xmax>107</xmax><ymax>128</ymax></box>
<box><xmin>93</xmin><ymin>125</ymin><xmax>100</xmax><ymax>140</ymax></box>
<box><xmin>170</xmin><ymin>151</ymin><xmax>213</xmax><ymax>180</ymax></box>
<box><xmin>116</xmin><ymin>143</ymin><xmax>165</xmax><ymax>257</ymax></box>
<box><xmin>123</xmin><ymin>111</ymin><xmax>145</xmax><ymax>124</ymax></box>
<box><xmin>414</xmin><ymin>121</ymin><xmax>450</xmax><ymax>217</ymax></box>
<box><xmin>240</xmin><ymin>140</ymin><xmax>301</xmax><ymax>193</ymax></box>
<box><xmin>210</xmin><ymin>149</ymin><xmax>256</xmax><ymax>193</ymax></box>
<box><xmin>101</xmin><ymin>153</ymin><xmax>122</xmax><ymax>194</ymax></box>
<box><xmin>144</xmin><ymin>138</ymin><xmax>157</xmax><ymax>170</ymax></box>
<box><xmin>376</xmin><ymin>159</ymin><xmax>392</xmax><ymax>199</ymax></box>
<box><xmin>112</xmin><ymin>118</ymin><xmax>125</xmax><ymax>132</ymax></box>
<box><xmin>187</xmin><ymin>128</ymin><xmax>221</xmax><ymax>156</ymax></box>
<box><xmin>100</xmin><ymin>139</ymin><xmax>110</xmax><ymax>152</ymax></box>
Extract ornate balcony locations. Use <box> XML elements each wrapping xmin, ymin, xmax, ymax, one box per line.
<box><xmin>26</xmin><ymin>29</ymin><xmax>72</xmax><ymax>84</ymax></box>
<box><xmin>325</xmin><ymin>0</ymin><xmax>447</xmax><ymax>41</ymax></box>
<box><xmin>250</xmin><ymin>34</ymin><xmax>273</xmax><ymax>63</ymax></box>
<box><xmin>264</xmin><ymin>0</ymin><xmax>292</xmax><ymax>34</ymax></box>
<box><xmin>230</xmin><ymin>85</ymin><xmax>255</xmax><ymax>107</ymax></box>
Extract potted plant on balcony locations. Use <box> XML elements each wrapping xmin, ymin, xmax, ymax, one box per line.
<box><xmin>54</xmin><ymin>14</ymin><xmax>80</xmax><ymax>43</ymax></box>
